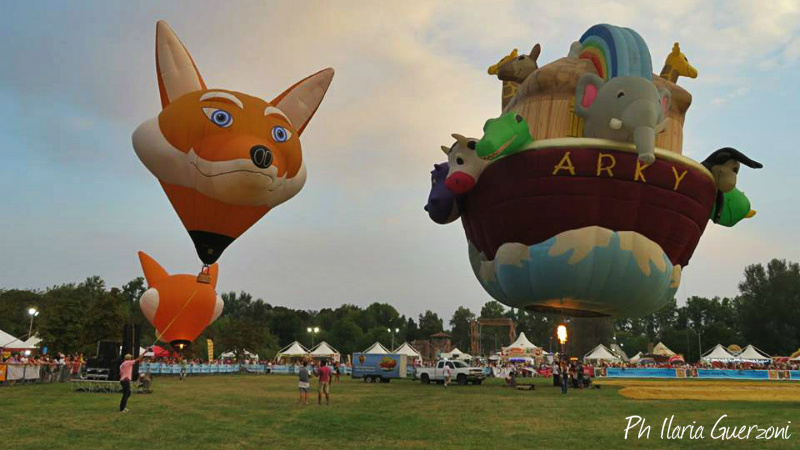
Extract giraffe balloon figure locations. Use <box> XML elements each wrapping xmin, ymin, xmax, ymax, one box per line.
<box><xmin>659</xmin><ymin>42</ymin><xmax>698</xmax><ymax>84</ymax></box>
<box><xmin>487</xmin><ymin>44</ymin><xmax>541</xmax><ymax>110</ymax></box>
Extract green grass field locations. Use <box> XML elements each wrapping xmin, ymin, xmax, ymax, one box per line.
<box><xmin>4</xmin><ymin>375</ymin><xmax>799</xmax><ymax>450</ymax></box>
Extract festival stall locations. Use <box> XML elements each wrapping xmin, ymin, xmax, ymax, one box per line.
<box><xmin>628</xmin><ymin>352</ymin><xmax>643</xmax><ymax>364</ymax></box>
<box><xmin>652</xmin><ymin>342</ymin><xmax>676</xmax><ymax>357</ymax></box>
<box><xmin>309</xmin><ymin>341</ymin><xmax>340</xmax><ymax>362</ymax></box>
<box><xmin>276</xmin><ymin>341</ymin><xmax>309</xmax><ymax>362</ymax></box>
<box><xmin>609</xmin><ymin>343</ymin><xmax>628</xmax><ymax>361</ymax></box>
<box><xmin>668</xmin><ymin>354</ymin><xmax>686</xmax><ymax>365</ymax></box>
<box><xmin>220</xmin><ymin>349</ymin><xmax>259</xmax><ymax>361</ymax></box>
<box><xmin>363</xmin><ymin>342</ymin><xmax>390</xmax><ymax>354</ymax></box>
<box><xmin>501</xmin><ymin>332</ymin><xmax>543</xmax><ymax>360</ymax></box>
<box><xmin>583</xmin><ymin>344</ymin><xmax>621</xmax><ymax>364</ymax></box>
<box><xmin>736</xmin><ymin>345</ymin><xmax>771</xmax><ymax>363</ymax></box>
<box><xmin>440</xmin><ymin>347</ymin><xmax>471</xmax><ymax>361</ymax></box>
<box><xmin>394</xmin><ymin>342</ymin><xmax>422</xmax><ymax>364</ymax></box>
<box><xmin>701</xmin><ymin>344</ymin><xmax>736</xmax><ymax>363</ymax></box>
<box><xmin>1</xmin><ymin>329</ymin><xmax>33</xmax><ymax>353</ymax></box>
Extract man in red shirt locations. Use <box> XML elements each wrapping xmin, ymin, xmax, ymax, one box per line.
<box><xmin>317</xmin><ymin>360</ymin><xmax>332</xmax><ymax>405</ymax></box>
<box><xmin>119</xmin><ymin>353</ymin><xmax>144</xmax><ymax>412</ymax></box>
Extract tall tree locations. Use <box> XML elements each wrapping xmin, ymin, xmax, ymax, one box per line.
<box><xmin>449</xmin><ymin>306</ymin><xmax>476</xmax><ymax>350</ymax></box>
<box><xmin>418</xmin><ymin>310</ymin><xmax>443</xmax><ymax>338</ymax></box>
<box><xmin>737</xmin><ymin>259</ymin><xmax>800</xmax><ymax>355</ymax></box>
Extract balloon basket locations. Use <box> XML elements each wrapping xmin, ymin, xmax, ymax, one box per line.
<box><xmin>196</xmin><ymin>265</ymin><xmax>212</xmax><ymax>284</ymax></box>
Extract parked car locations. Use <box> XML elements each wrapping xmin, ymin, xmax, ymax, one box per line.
<box><xmin>415</xmin><ymin>359</ymin><xmax>485</xmax><ymax>385</ymax></box>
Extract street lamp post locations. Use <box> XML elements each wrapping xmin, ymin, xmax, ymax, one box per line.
<box><xmin>27</xmin><ymin>308</ymin><xmax>39</xmax><ymax>339</ymax></box>
<box><xmin>307</xmin><ymin>327</ymin><xmax>320</xmax><ymax>348</ymax></box>
<box><xmin>387</xmin><ymin>327</ymin><xmax>400</xmax><ymax>350</ymax></box>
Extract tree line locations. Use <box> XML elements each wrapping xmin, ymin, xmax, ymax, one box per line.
<box><xmin>1</xmin><ymin>259</ymin><xmax>798</xmax><ymax>361</ymax></box>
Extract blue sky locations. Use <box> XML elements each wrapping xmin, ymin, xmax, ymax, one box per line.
<box><xmin>1</xmin><ymin>1</ymin><xmax>798</xmax><ymax>323</ymax></box>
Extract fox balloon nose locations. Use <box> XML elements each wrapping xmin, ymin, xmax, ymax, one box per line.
<box><xmin>250</xmin><ymin>145</ymin><xmax>273</xmax><ymax>169</ymax></box>
<box><xmin>445</xmin><ymin>172</ymin><xmax>476</xmax><ymax>194</ymax></box>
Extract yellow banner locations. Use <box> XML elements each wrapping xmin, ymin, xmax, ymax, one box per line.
<box><xmin>207</xmin><ymin>339</ymin><xmax>214</xmax><ymax>362</ymax></box>
<box><xmin>0</xmin><ymin>364</ymin><xmax>6</xmax><ymax>382</ymax></box>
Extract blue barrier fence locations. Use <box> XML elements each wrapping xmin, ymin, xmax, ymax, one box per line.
<box><xmin>138</xmin><ymin>363</ymin><xmax>354</xmax><ymax>376</ymax></box>
<box><xmin>600</xmin><ymin>367</ymin><xmax>799</xmax><ymax>381</ymax></box>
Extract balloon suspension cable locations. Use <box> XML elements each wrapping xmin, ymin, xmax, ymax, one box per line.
<box><xmin>145</xmin><ymin>288</ymin><xmax>200</xmax><ymax>352</ymax></box>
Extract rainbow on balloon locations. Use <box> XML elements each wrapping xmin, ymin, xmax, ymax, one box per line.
<box><xmin>578</xmin><ymin>24</ymin><xmax>653</xmax><ymax>81</ymax></box>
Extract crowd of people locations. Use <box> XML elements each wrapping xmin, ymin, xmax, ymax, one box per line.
<box><xmin>593</xmin><ymin>359</ymin><xmax>800</xmax><ymax>371</ymax></box>
<box><xmin>1</xmin><ymin>352</ymin><xmax>85</xmax><ymax>383</ymax></box>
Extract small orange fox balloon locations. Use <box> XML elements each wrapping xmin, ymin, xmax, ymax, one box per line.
<box><xmin>138</xmin><ymin>251</ymin><xmax>224</xmax><ymax>348</ymax></box>
<box><xmin>133</xmin><ymin>21</ymin><xmax>334</xmax><ymax>264</ymax></box>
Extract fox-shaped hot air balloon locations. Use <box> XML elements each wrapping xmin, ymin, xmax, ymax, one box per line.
<box><xmin>133</xmin><ymin>21</ymin><xmax>334</xmax><ymax>265</ymax></box>
<box><xmin>138</xmin><ymin>251</ymin><xmax>224</xmax><ymax>349</ymax></box>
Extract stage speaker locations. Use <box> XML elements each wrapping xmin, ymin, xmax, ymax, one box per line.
<box><xmin>121</xmin><ymin>324</ymin><xmax>141</xmax><ymax>358</ymax></box>
<box><xmin>97</xmin><ymin>340</ymin><xmax>121</xmax><ymax>361</ymax></box>
<box><xmin>121</xmin><ymin>323</ymin><xmax>142</xmax><ymax>380</ymax></box>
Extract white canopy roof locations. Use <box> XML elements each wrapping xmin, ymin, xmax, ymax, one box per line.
<box><xmin>609</xmin><ymin>343</ymin><xmax>628</xmax><ymax>361</ymax></box>
<box><xmin>310</xmin><ymin>341</ymin><xmax>339</xmax><ymax>357</ymax></box>
<box><xmin>0</xmin><ymin>329</ymin><xmax>24</xmax><ymax>349</ymax></box>
<box><xmin>221</xmin><ymin>349</ymin><xmax>259</xmax><ymax>359</ymax></box>
<box><xmin>628</xmin><ymin>352</ymin><xmax>643</xmax><ymax>363</ymax></box>
<box><xmin>393</xmin><ymin>342</ymin><xmax>421</xmax><ymax>359</ymax></box>
<box><xmin>441</xmin><ymin>347</ymin><xmax>471</xmax><ymax>359</ymax></box>
<box><xmin>22</xmin><ymin>335</ymin><xmax>42</xmax><ymax>348</ymax></box>
<box><xmin>737</xmin><ymin>345</ymin><xmax>771</xmax><ymax>361</ymax></box>
<box><xmin>702</xmin><ymin>344</ymin><xmax>736</xmax><ymax>361</ymax></box>
<box><xmin>277</xmin><ymin>341</ymin><xmax>309</xmax><ymax>358</ymax></box>
<box><xmin>363</xmin><ymin>342</ymin><xmax>390</xmax><ymax>354</ymax></box>
<box><xmin>652</xmin><ymin>342</ymin><xmax>676</xmax><ymax>356</ymax></box>
<box><xmin>503</xmin><ymin>332</ymin><xmax>540</xmax><ymax>351</ymax></box>
<box><xmin>584</xmin><ymin>344</ymin><xmax>621</xmax><ymax>362</ymax></box>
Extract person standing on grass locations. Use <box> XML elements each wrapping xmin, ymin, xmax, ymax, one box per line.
<box><xmin>316</xmin><ymin>360</ymin><xmax>331</xmax><ymax>405</ymax></box>
<box><xmin>119</xmin><ymin>353</ymin><xmax>144</xmax><ymax>413</ymax></box>
<box><xmin>560</xmin><ymin>361</ymin><xmax>569</xmax><ymax>395</ymax></box>
<box><xmin>443</xmin><ymin>361</ymin><xmax>451</xmax><ymax>389</ymax></box>
<box><xmin>179</xmin><ymin>357</ymin><xmax>188</xmax><ymax>381</ymax></box>
<box><xmin>298</xmin><ymin>361</ymin><xmax>310</xmax><ymax>405</ymax></box>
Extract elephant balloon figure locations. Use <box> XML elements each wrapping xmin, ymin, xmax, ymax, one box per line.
<box><xmin>575</xmin><ymin>24</ymin><xmax>670</xmax><ymax>164</ymax></box>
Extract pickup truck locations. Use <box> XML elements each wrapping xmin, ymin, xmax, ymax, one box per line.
<box><xmin>415</xmin><ymin>359</ymin><xmax>485</xmax><ymax>385</ymax></box>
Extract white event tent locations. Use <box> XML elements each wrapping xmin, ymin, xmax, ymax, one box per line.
<box><xmin>363</xmin><ymin>342</ymin><xmax>390</xmax><ymax>354</ymax></box>
<box><xmin>701</xmin><ymin>344</ymin><xmax>736</xmax><ymax>362</ymax></box>
<box><xmin>736</xmin><ymin>345</ymin><xmax>771</xmax><ymax>362</ymax></box>
<box><xmin>309</xmin><ymin>341</ymin><xmax>340</xmax><ymax>361</ymax></box>
<box><xmin>220</xmin><ymin>349</ymin><xmax>259</xmax><ymax>360</ymax></box>
<box><xmin>584</xmin><ymin>344</ymin><xmax>621</xmax><ymax>363</ymax></box>
<box><xmin>652</xmin><ymin>342</ymin><xmax>676</xmax><ymax>357</ymax></box>
<box><xmin>393</xmin><ymin>342</ymin><xmax>422</xmax><ymax>361</ymax></box>
<box><xmin>0</xmin><ymin>329</ymin><xmax>24</xmax><ymax>349</ymax></box>
<box><xmin>276</xmin><ymin>341</ymin><xmax>309</xmax><ymax>359</ymax></box>
<box><xmin>441</xmin><ymin>347</ymin><xmax>471</xmax><ymax>360</ymax></box>
<box><xmin>502</xmin><ymin>332</ymin><xmax>541</xmax><ymax>353</ymax></box>
<box><xmin>628</xmin><ymin>352</ymin><xmax>643</xmax><ymax>364</ymax></box>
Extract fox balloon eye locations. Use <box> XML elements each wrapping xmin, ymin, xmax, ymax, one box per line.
<box><xmin>271</xmin><ymin>125</ymin><xmax>291</xmax><ymax>143</ymax></box>
<box><xmin>203</xmin><ymin>108</ymin><xmax>233</xmax><ymax>128</ymax></box>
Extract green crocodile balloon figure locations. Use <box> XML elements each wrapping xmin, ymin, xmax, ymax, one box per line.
<box><xmin>710</xmin><ymin>187</ymin><xmax>755</xmax><ymax>227</ymax></box>
<box><xmin>476</xmin><ymin>113</ymin><xmax>533</xmax><ymax>161</ymax></box>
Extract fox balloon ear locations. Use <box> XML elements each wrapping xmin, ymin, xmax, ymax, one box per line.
<box><xmin>207</xmin><ymin>263</ymin><xmax>219</xmax><ymax>288</ymax></box>
<box><xmin>155</xmin><ymin>20</ymin><xmax>206</xmax><ymax>108</ymax></box>
<box><xmin>273</xmin><ymin>68</ymin><xmax>334</xmax><ymax>135</ymax></box>
<box><xmin>138</xmin><ymin>251</ymin><xmax>170</xmax><ymax>286</ymax></box>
